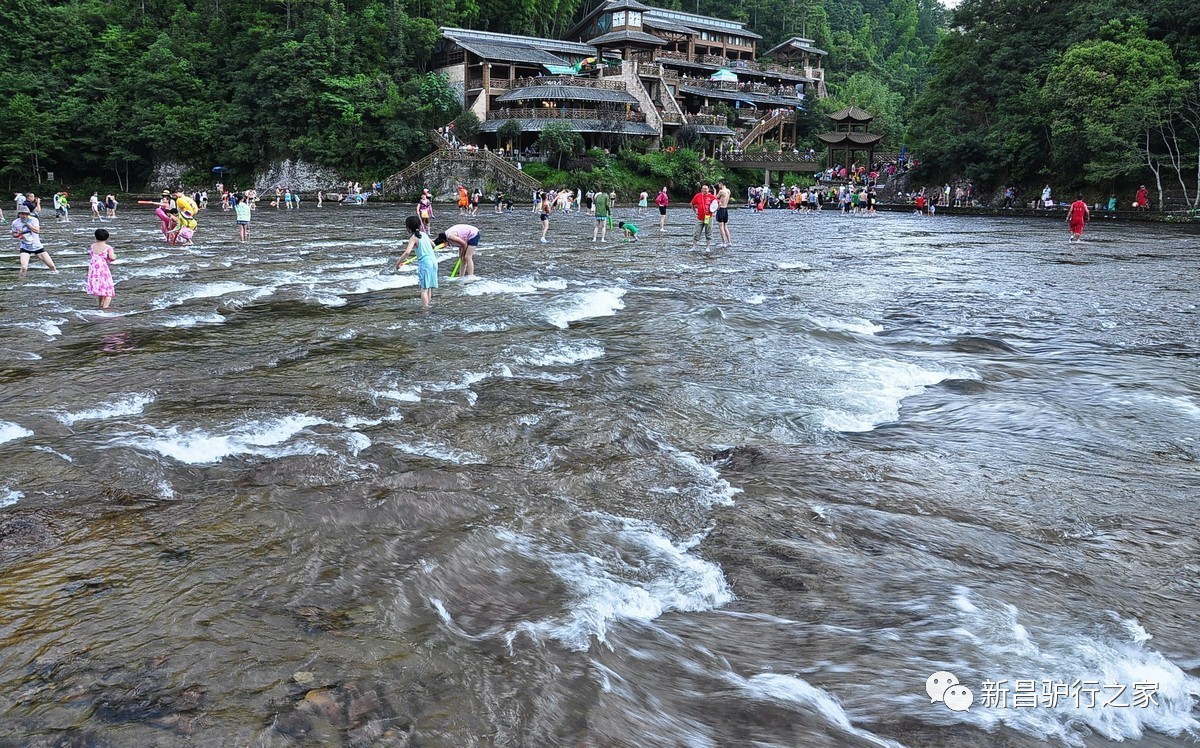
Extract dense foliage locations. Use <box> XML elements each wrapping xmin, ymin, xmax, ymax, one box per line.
<box><xmin>909</xmin><ymin>0</ymin><xmax>1200</xmax><ymax>201</ymax></box>
<box><xmin>0</xmin><ymin>0</ymin><xmax>460</xmax><ymax>189</ymax></box>
<box><xmin>0</xmin><ymin>0</ymin><xmax>947</xmax><ymax>190</ymax></box>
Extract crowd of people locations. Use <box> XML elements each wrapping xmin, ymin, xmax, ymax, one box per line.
<box><xmin>10</xmin><ymin>170</ymin><xmax>1158</xmax><ymax>312</ymax></box>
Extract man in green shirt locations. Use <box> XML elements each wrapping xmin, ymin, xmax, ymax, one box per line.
<box><xmin>592</xmin><ymin>189</ymin><xmax>611</xmax><ymax>242</ymax></box>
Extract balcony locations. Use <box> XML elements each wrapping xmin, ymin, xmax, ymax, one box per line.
<box><xmin>467</xmin><ymin>75</ymin><xmax>627</xmax><ymax>92</ymax></box>
<box><xmin>486</xmin><ymin>107</ymin><xmax>648</xmax><ymax>123</ymax></box>
<box><xmin>653</xmin><ymin>50</ymin><xmax>818</xmax><ymax>82</ymax></box>
<box><xmin>677</xmin><ymin>79</ymin><xmax>802</xmax><ymax>100</ymax></box>
<box><xmin>685</xmin><ymin>113</ymin><xmax>728</xmax><ymax>126</ymax></box>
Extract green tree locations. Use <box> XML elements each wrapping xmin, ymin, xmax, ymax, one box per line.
<box><xmin>1042</xmin><ymin>21</ymin><xmax>1185</xmax><ymax>184</ymax></box>
<box><xmin>453</xmin><ymin>110</ymin><xmax>482</xmax><ymax>141</ymax></box>
<box><xmin>498</xmin><ymin>119</ymin><xmax>524</xmax><ymax>152</ymax></box>
<box><xmin>537</xmin><ymin>122</ymin><xmax>584</xmax><ymax>167</ymax></box>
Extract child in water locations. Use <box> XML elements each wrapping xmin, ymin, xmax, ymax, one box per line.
<box><xmin>616</xmin><ymin>221</ymin><xmax>639</xmax><ymax>241</ymax></box>
<box><xmin>395</xmin><ymin>215</ymin><xmax>438</xmax><ymax>307</ymax></box>
<box><xmin>86</xmin><ymin>228</ymin><xmax>116</xmax><ymax>309</ymax></box>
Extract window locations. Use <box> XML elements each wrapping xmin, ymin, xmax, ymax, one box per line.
<box><xmin>613</xmin><ymin>11</ymin><xmax>626</xmax><ymax>26</ymax></box>
<box><xmin>629</xmin><ymin>11</ymin><xmax>642</xmax><ymax>27</ymax></box>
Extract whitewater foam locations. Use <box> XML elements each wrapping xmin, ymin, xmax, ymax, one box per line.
<box><xmin>463</xmin><ymin>277</ymin><xmax>568</xmax><ymax>296</ymax></box>
<box><xmin>817</xmin><ymin>355</ymin><xmax>977</xmax><ymax>432</ymax></box>
<box><xmin>808</xmin><ymin>315</ymin><xmax>884</xmax><ymax>335</ymax></box>
<box><xmin>500</xmin><ymin>514</ymin><xmax>732</xmax><ymax>651</ymax></box>
<box><xmin>56</xmin><ymin>393</ymin><xmax>155</xmax><ymax>426</ymax></box>
<box><xmin>1</xmin><ymin>487</ymin><xmax>22</xmax><ymax>508</ymax></box>
<box><xmin>130</xmin><ymin>414</ymin><xmax>328</xmax><ymax>464</ymax></box>
<box><xmin>940</xmin><ymin>587</ymin><xmax>1200</xmax><ymax>746</ymax></box>
<box><xmin>734</xmin><ymin>672</ymin><xmax>903</xmax><ymax>748</ymax></box>
<box><xmin>546</xmin><ymin>288</ymin><xmax>626</xmax><ymax>329</ymax></box>
<box><xmin>515</xmin><ymin>342</ymin><xmax>605</xmax><ymax>367</ymax></box>
<box><xmin>0</xmin><ymin>421</ymin><xmax>34</xmax><ymax>445</ymax></box>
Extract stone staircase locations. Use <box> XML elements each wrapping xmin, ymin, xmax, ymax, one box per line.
<box><xmin>381</xmin><ymin>138</ymin><xmax>542</xmax><ymax>201</ymax></box>
<box><xmin>737</xmin><ymin>110</ymin><xmax>795</xmax><ymax>150</ymax></box>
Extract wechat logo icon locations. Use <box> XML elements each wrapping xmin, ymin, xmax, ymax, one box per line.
<box><xmin>927</xmin><ymin>671</ymin><xmax>973</xmax><ymax>712</ymax></box>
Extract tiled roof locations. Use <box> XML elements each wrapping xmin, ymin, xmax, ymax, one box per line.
<box><xmin>640</xmin><ymin>17</ymin><xmax>697</xmax><ymax>35</ymax></box>
<box><xmin>678</xmin><ymin>84</ymin><xmax>799</xmax><ymax>107</ymax></box>
<box><xmin>827</xmin><ymin>105</ymin><xmax>874</xmax><ymax>122</ymax></box>
<box><xmin>588</xmin><ymin>29</ymin><xmax>667</xmax><ymax>46</ymax></box>
<box><xmin>643</xmin><ymin>9</ymin><xmax>762</xmax><ymax>39</ymax></box>
<box><xmin>442</xmin><ymin>27</ymin><xmax>596</xmax><ymax>58</ymax></box>
<box><xmin>763</xmin><ymin>37</ymin><xmax>828</xmax><ymax>57</ymax></box>
<box><xmin>497</xmin><ymin>85</ymin><xmax>640</xmax><ymax>104</ymax></box>
<box><xmin>816</xmin><ymin>131</ymin><xmax>883</xmax><ymax>145</ymax></box>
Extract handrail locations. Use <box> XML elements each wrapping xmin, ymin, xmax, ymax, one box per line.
<box><xmin>486</xmin><ymin>107</ymin><xmax>648</xmax><ymax>122</ymax></box>
<box><xmin>736</xmin><ymin>109</ymin><xmax>794</xmax><ymax>149</ymax></box>
<box><xmin>381</xmin><ymin>148</ymin><xmax>542</xmax><ymax>198</ymax></box>
<box><xmin>653</xmin><ymin>50</ymin><xmax>819</xmax><ymax>80</ymax></box>
<box><xmin>467</xmin><ymin>75</ymin><xmax>626</xmax><ymax>92</ymax></box>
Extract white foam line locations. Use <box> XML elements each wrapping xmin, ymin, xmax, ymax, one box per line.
<box><xmin>0</xmin><ymin>421</ymin><xmax>34</xmax><ymax>445</ymax></box>
<box><xmin>55</xmin><ymin>393</ymin><xmax>155</xmax><ymax>426</ymax></box>
<box><xmin>1</xmin><ymin>486</ymin><xmax>22</xmax><ymax>508</ymax></box>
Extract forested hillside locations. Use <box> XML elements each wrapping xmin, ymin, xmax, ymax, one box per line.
<box><xmin>0</xmin><ymin>0</ymin><xmax>945</xmax><ymax>189</ymax></box>
<box><xmin>909</xmin><ymin>0</ymin><xmax>1200</xmax><ymax>197</ymax></box>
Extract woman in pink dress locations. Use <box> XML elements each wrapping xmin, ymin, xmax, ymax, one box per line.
<box><xmin>86</xmin><ymin>228</ymin><xmax>116</xmax><ymax>308</ymax></box>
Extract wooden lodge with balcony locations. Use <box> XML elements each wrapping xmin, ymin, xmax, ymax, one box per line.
<box><xmin>430</xmin><ymin>1</ymin><xmax>828</xmax><ymax>155</ymax></box>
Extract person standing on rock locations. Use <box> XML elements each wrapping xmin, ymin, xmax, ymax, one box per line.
<box><xmin>655</xmin><ymin>186</ymin><xmax>669</xmax><ymax>232</ymax></box>
<box><xmin>715</xmin><ymin>181</ymin><xmax>732</xmax><ymax>248</ymax></box>
<box><xmin>689</xmin><ymin>184</ymin><xmax>713</xmax><ymax>250</ymax></box>
<box><xmin>1066</xmin><ymin>193</ymin><xmax>1090</xmax><ymax>242</ymax></box>
<box><xmin>11</xmin><ymin>204</ymin><xmax>57</xmax><ymax>277</ymax></box>
<box><xmin>235</xmin><ymin>193</ymin><xmax>252</xmax><ymax>242</ymax></box>
<box><xmin>1135</xmin><ymin>185</ymin><xmax>1149</xmax><ymax>212</ymax></box>
<box><xmin>591</xmin><ymin>189</ymin><xmax>611</xmax><ymax>242</ymax></box>
<box><xmin>85</xmin><ymin>228</ymin><xmax>116</xmax><ymax>309</ymax></box>
<box><xmin>396</xmin><ymin>215</ymin><xmax>439</xmax><ymax>307</ymax></box>
<box><xmin>538</xmin><ymin>191</ymin><xmax>552</xmax><ymax>243</ymax></box>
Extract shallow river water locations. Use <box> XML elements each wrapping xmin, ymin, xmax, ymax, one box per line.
<box><xmin>1</xmin><ymin>202</ymin><xmax>1198</xmax><ymax>747</ymax></box>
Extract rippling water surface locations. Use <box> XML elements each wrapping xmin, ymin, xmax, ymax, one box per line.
<box><xmin>2</xmin><ymin>203</ymin><xmax>1198</xmax><ymax>747</ymax></box>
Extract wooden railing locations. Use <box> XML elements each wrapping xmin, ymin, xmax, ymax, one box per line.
<box><xmin>466</xmin><ymin>75</ymin><xmax>626</xmax><ymax>91</ymax></box>
<box><xmin>684</xmin><ymin>113</ymin><xmax>728</xmax><ymax>126</ymax></box>
<box><xmin>653</xmin><ymin>50</ymin><xmax>819</xmax><ymax>81</ymax></box>
<box><xmin>486</xmin><ymin>108</ymin><xmax>647</xmax><ymax>122</ymax></box>
<box><xmin>678</xmin><ymin>79</ymin><xmax>801</xmax><ymax>99</ymax></box>
<box><xmin>716</xmin><ymin>150</ymin><xmax>818</xmax><ymax>164</ymax></box>
<box><xmin>737</xmin><ymin>109</ymin><xmax>795</xmax><ymax>149</ymax></box>
<box><xmin>381</xmin><ymin>148</ymin><xmax>542</xmax><ymax>199</ymax></box>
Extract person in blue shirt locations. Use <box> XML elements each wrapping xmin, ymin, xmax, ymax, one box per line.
<box><xmin>395</xmin><ymin>215</ymin><xmax>438</xmax><ymax>307</ymax></box>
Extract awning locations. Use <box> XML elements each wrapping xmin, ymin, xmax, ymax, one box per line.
<box><xmin>544</xmin><ymin>64</ymin><xmax>577</xmax><ymax>75</ymax></box>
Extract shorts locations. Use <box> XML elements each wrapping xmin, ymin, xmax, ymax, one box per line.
<box><xmin>716</xmin><ymin>207</ymin><xmax>729</xmax><ymax>223</ymax></box>
<box><xmin>237</xmin><ymin>220</ymin><xmax>249</xmax><ymax>225</ymax></box>
<box><xmin>539</xmin><ymin>213</ymin><xmax>549</xmax><ymax>222</ymax></box>
<box><xmin>658</xmin><ymin>205</ymin><xmax>667</xmax><ymax>215</ymax></box>
<box><xmin>20</xmin><ymin>247</ymin><xmax>45</xmax><ymax>254</ymax></box>
<box><xmin>595</xmin><ymin>215</ymin><xmax>609</xmax><ymax>222</ymax></box>
<box><xmin>466</xmin><ymin>232</ymin><xmax>480</xmax><ymax>247</ymax></box>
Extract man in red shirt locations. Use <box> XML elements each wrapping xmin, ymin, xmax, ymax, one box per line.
<box><xmin>1135</xmin><ymin>185</ymin><xmax>1149</xmax><ymax>212</ymax></box>
<box><xmin>914</xmin><ymin>193</ymin><xmax>927</xmax><ymax>215</ymax></box>
<box><xmin>1067</xmin><ymin>193</ymin><xmax>1090</xmax><ymax>242</ymax></box>
<box><xmin>689</xmin><ymin>184</ymin><xmax>713</xmax><ymax>250</ymax></box>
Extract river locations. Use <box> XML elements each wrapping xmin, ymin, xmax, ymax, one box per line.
<box><xmin>1</xmin><ymin>202</ymin><xmax>1198</xmax><ymax>747</ymax></box>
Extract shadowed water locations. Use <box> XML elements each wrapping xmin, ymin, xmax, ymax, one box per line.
<box><xmin>1</xmin><ymin>203</ymin><xmax>1198</xmax><ymax>747</ymax></box>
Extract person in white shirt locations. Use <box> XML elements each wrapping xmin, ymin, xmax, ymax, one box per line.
<box><xmin>11</xmin><ymin>205</ymin><xmax>57</xmax><ymax>277</ymax></box>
